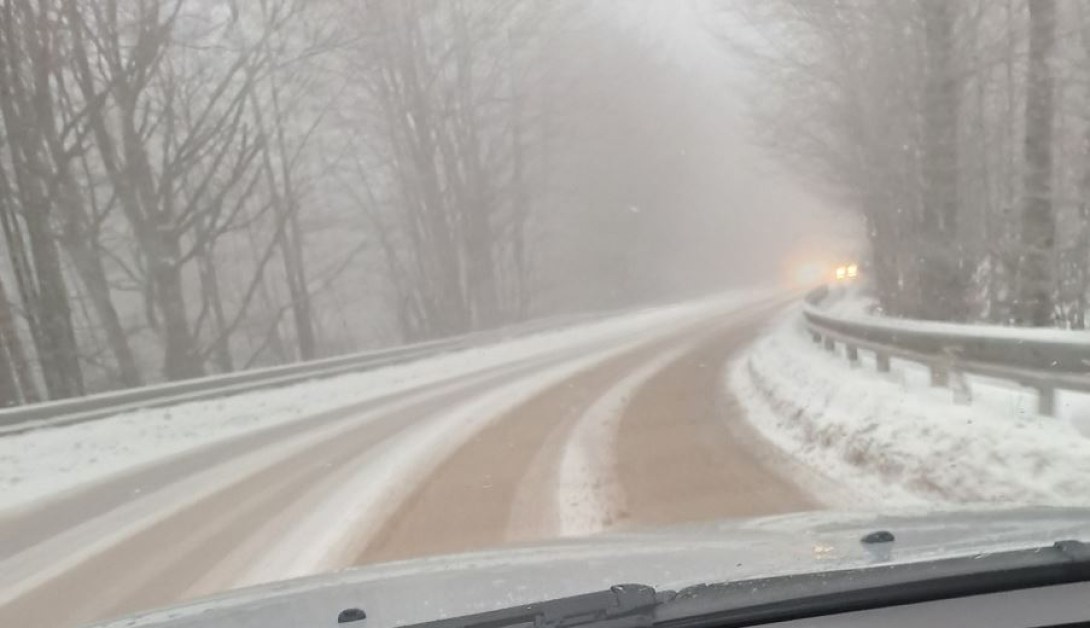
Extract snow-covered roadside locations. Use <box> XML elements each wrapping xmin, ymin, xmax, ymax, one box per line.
<box><xmin>729</xmin><ymin>310</ymin><xmax>1090</xmax><ymax>509</ymax></box>
<box><xmin>0</xmin><ymin>290</ymin><xmax>771</xmax><ymax>513</ymax></box>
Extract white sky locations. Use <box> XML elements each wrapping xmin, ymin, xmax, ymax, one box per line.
<box><xmin>605</xmin><ymin>1</ymin><xmax>861</xmax><ymax>262</ymax></box>
<box><xmin>605</xmin><ymin>1</ymin><xmax>739</xmax><ymax>76</ymax></box>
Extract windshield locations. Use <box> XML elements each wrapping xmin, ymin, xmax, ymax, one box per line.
<box><xmin>0</xmin><ymin>1</ymin><xmax>1087</xmax><ymax>627</ymax></box>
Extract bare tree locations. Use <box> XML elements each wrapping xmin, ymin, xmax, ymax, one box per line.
<box><xmin>0</xmin><ymin>0</ymin><xmax>85</xmax><ymax>398</ymax></box>
<box><xmin>918</xmin><ymin>0</ymin><xmax>967</xmax><ymax>321</ymax></box>
<box><xmin>65</xmin><ymin>0</ymin><xmax>277</xmax><ymax>380</ymax></box>
<box><xmin>1016</xmin><ymin>0</ymin><xmax>1057</xmax><ymax>326</ymax></box>
<box><xmin>339</xmin><ymin>0</ymin><xmax>552</xmax><ymax>339</ymax></box>
<box><xmin>718</xmin><ymin>0</ymin><xmax>1090</xmax><ymax>327</ymax></box>
<box><xmin>0</xmin><ymin>274</ymin><xmax>27</xmax><ymax>405</ymax></box>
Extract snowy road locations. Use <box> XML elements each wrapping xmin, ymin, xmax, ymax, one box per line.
<box><xmin>0</xmin><ymin>294</ymin><xmax>818</xmax><ymax>628</ymax></box>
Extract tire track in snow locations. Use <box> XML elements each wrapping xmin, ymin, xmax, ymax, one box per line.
<box><xmin>553</xmin><ymin>342</ymin><xmax>697</xmax><ymax>536</ymax></box>
<box><xmin>2</xmin><ymin>294</ymin><xmax>788</xmax><ymax>627</ymax></box>
<box><xmin>351</xmin><ymin>298</ymin><xmax>803</xmax><ymax>567</ymax></box>
<box><xmin>272</xmin><ymin>335</ymin><xmax>675</xmax><ymax>575</ymax></box>
<box><xmin>614</xmin><ymin>313</ymin><xmax>819</xmax><ymax>525</ymax></box>
<box><xmin>355</xmin><ymin>327</ymin><xmax>723</xmax><ymax>564</ymax></box>
<box><xmin>0</xmin><ymin>357</ymin><xmax>574</xmax><ymax>627</ymax></box>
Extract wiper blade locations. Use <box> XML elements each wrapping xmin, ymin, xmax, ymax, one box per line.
<box><xmin>400</xmin><ymin>584</ymin><xmax>673</xmax><ymax>628</ymax></box>
<box><xmin>397</xmin><ymin>541</ymin><xmax>1090</xmax><ymax>628</ymax></box>
<box><xmin>656</xmin><ymin>540</ymin><xmax>1090</xmax><ymax>628</ymax></box>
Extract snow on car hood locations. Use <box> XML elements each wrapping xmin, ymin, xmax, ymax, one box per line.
<box><xmin>90</xmin><ymin>507</ymin><xmax>1090</xmax><ymax>628</ymax></box>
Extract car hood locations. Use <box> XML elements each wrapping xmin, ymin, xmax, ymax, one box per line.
<box><xmin>92</xmin><ymin>507</ymin><xmax>1090</xmax><ymax>628</ymax></box>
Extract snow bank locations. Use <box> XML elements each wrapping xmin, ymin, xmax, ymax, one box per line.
<box><xmin>730</xmin><ymin>310</ymin><xmax>1090</xmax><ymax>508</ymax></box>
<box><xmin>0</xmin><ymin>291</ymin><xmax>768</xmax><ymax>513</ymax></box>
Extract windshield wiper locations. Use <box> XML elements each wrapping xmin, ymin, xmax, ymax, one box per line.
<box><xmin>396</xmin><ymin>540</ymin><xmax>1090</xmax><ymax>628</ymax></box>
<box><xmin>398</xmin><ymin>584</ymin><xmax>673</xmax><ymax>628</ymax></box>
<box><xmin>656</xmin><ymin>539</ymin><xmax>1090</xmax><ymax>628</ymax></box>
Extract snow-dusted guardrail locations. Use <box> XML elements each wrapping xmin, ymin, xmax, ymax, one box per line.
<box><xmin>802</xmin><ymin>286</ymin><xmax>1090</xmax><ymax>416</ymax></box>
<box><xmin>0</xmin><ymin>312</ymin><xmax>605</xmax><ymax>436</ymax></box>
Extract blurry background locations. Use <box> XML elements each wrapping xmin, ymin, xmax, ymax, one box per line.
<box><xmin>0</xmin><ymin>0</ymin><xmax>847</xmax><ymax>403</ymax></box>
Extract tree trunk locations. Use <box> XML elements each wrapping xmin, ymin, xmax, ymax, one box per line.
<box><xmin>51</xmin><ymin>151</ymin><xmax>143</xmax><ymax>388</ymax></box>
<box><xmin>153</xmin><ymin>237</ymin><xmax>204</xmax><ymax>379</ymax></box>
<box><xmin>0</xmin><ymin>10</ymin><xmax>84</xmax><ymax>398</ymax></box>
<box><xmin>1016</xmin><ymin>0</ymin><xmax>1057</xmax><ymax>327</ymax></box>
<box><xmin>249</xmin><ymin>73</ymin><xmax>318</xmax><ymax>361</ymax></box>
<box><xmin>23</xmin><ymin>205</ymin><xmax>84</xmax><ymax>397</ymax></box>
<box><xmin>1076</xmin><ymin>126</ymin><xmax>1090</xmax><ymax>329</ymax></box>
<box><xmin>64</xmin><ymin>237</ymin><xmax>143</xmax><ymax>388</ymax></box>
<box><xmin>0</xmin><ymin>274</ymin><xmax>24</xmax><ymax>406</ymax></box>
<box><xmin>277</xmin><ymin>136</ymin><xmax>317</xmax><ymax>361</ymax></box>
<box><xmin>277</xmin><ymin>219</ymin><xmax>317</xmax><ymax>360</ymax></box>
<box><xmin>918</xmin><ymin>0</ymin><xmax>965</xmax><ymax>322</ymax></box>
<box><xmin>192</xmin><ymin>211</ymin><xmax>234</xmax><ymax>373</ymax></box>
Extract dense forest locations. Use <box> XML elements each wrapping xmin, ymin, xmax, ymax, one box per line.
<box><xmin>731</xmin><ymin>0</ymin><xmax>1090</xmax><ymax>328</ymax></box>
<box><xmin>0</xmin><ymin>0</ymin><xmax>809</xmax><ymax>405</ymax></box>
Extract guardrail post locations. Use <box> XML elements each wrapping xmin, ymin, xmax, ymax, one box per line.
<box><xmin>1037</xmin><ymin>386</ymin><xmax>1056</xmax><ymax>417</ymax></box>
<box><xmin>845</xmin><ymin>344</ymin><xmax>859</xmax><ymax>366</ymax></box>
<box><xmin>950</xmin><ymin>370</ymin><xmax>972</xmax><ymax>405</ymax></box>
<box><xmin>804</xmin><ymin>295</ymin><xmax>1081</xmax><ymax>415</ymax></box>
<box><xmin>875</xmin><ymin>352</ymin><xmax>891</xmax><ymax>373</ymax></box>
<box><xmin>930</xmin><ymin>362</ymin><xmax>949</xmax><ymax>387</ymax></box>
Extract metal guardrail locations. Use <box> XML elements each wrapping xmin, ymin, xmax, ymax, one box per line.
<box><xmin>0</xmin><ymin>311</ymin><xmax>609</xmax><ymax>437</ymax></box>
<box><xmin>802</xmin><ymin>286</ymin><xmax>1090</xmax><ymax>416</ymax></box>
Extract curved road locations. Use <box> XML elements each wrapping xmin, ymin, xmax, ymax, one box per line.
<box><xmin>0</xmin><ymin>297</ymin><xmax>819</xmax><ymax>627</ymax></box>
